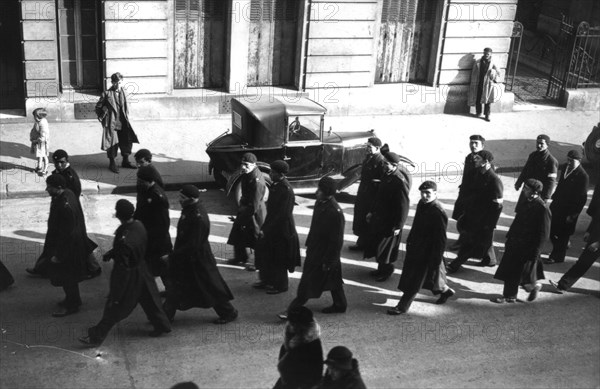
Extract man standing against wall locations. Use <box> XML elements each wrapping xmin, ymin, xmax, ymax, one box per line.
<box><xmin>468</xmin><ymin>47</ymin><xmax>501</xmax><ymax>122</ymax></box>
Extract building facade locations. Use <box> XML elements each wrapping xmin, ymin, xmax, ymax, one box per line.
<box><xmin>2</xmin><ymin>0</ymin><xmax>518</xmax><ymax>120</ymax></box>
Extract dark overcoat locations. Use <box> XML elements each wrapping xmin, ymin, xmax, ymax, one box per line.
<box><xmin>398</xmin><ymin>199</ymin><xmax>448</xmax><ymax>293</ymax></box>
<box><xmin>353</xmin><ymin>152</ymin><xmax>385</xmax><ymax>236</ymax></box>
<box><xmin>95</xmin><ymin>87</ymin><xmax>139</xmax><ymax>151</ymax></box>
<box><xmin>169</xmin><ymin>201</ymin><xmax>234</xmax><ymax>309</ymax></box>
<box><xmin>515</xmin><ymin>149</ymin><xmax>558</xmax><ymax>201</ymax></box>
<box><xmin>227</xmin><ymin>167</ymin><xmax>267</xmax><ymax>249</ymax></box>
<box><xmin>452</xmin><ymin>153</ymin><xmax>477</xmax><ymax>220</ymax></box>
<box><xmin>274</xmin><ymin>322</ymin><xmax>323</xmax><ymax>389</ymax></box>
<box><xmin>134</xmin><ymin>184</ymin><xmax>173</xmax><ymax>275</ymax></box>
<box><xmin>102</xmin><ymin>220</ymin><xmax>164</xmax><ymax>322</ymax></box>
<box><xmin>257</xmin><ymin>177</ymin><xmax>301</xmax><ymax>272</ymax></box>
<box><xmin>495</xmin><ymin>197</ymin><xmax>551</xmax><ymax>284</ymax></box>
<box><xmin>47</xmin><ymin>189</ymin><xmax>95</xmax><ymax>286</ymax></box>
<box><xmin>318</xmin><ymin>359</ymin><xmax>367</xmax><ymax>389</ymax></box>
<box><xmin>52</xmin><ymin>166</ymin><xmax>81</xmax><ymax>198</ymax></box>
<box><xmin>550</xmin><ymin>164</ymin><xmax>589</xmax><ymax>236</ymax></box>
<box><xmin>296</xmin><ymin>197</ymin><xmax>345</xmax><ymax>299</ymax></box>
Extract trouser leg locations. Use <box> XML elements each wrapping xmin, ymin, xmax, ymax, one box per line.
<box><xmin>63</xmin><ymin>282</ymin><xmax>81</xmax><ymax>308</ymax></box>
<box><xmin>116</xmin><ymin>127</ymin><xmax>133</xmax><ymax>157</ymax></box>
<box><xmin>213</xmin><ymin>300</ymin><xmax>237</xmax><ymax>319</ymax></box>
<box><xmin>502</xmin><ymin>276</ymin><xmax>519</xmax><ymax>299</ymax></box>
<box><xmin>138</xmin><ymin>285</ymin><xmax>171</xmax><ymax>332</ymax></box>
<box><xmin>330</xmin><ymin>286</ymin><xmax>347</xmax><ymax>310</ymax></box>
<box><xmin>377</xmin><ymin>262</ymin><xmax>394</xmax><ymax>277</ymax></box>
<box><xmin>86</xmin><ymin>253</ymin><xmax>101</xmax><ymax>273</ymax></box>
<box><xmin>234</xmin><ymin>245</ymin><xmax>248</xmax><ymax>263</ymax></box>
<box><xmin>88</xmin><ymin>316</ymin><xmax>118</xmax><ymax>344</ymax></box>
<box><xmin>271</xmin><ymin>261</ymin><xmax>289</xmax><ymax>291</ymax></box>
<box><xmin>484</xmin><ymin>103</ymin><xmax>491</xmax><ymax>117</ymax></box>
<box><xmin>550</xmin><ymin>230</ymin><xmax>569</xmax><ymax>262</ymax></box>
<box><xmin>559</xmin><ymin>248</ymin><xmax>600</xmax><ymax>290</ymax></box>
<box><xmin>106</xmin><ymin>145</ymin><xmax>118</xmax><ymax>159</ymax></box>
<box><xmin>287</xmin><ymin>294</ymin><xmax>309</xmax><ymax>313</ymax></box>
<box><xmin>398</xmin><ymin>291</ymin><xmax>418</xmax><ymax>312</ymax></box>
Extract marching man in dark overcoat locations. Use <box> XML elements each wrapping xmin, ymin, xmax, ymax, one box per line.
<box><xmin>349</xmin><ymin>136</ymin><xmax>386</xmax><ymax>251</ymax></box>
<box><xmin>514</xmin><ymin>134</ymin><xmax>558</xmax><ymax>208</ymax></box>
<box><xmin>163</xmin><ymin>185</ymin><xmax>238</xmax><ymax>324</ymax></box>
<box><xmin>44</xmin><ymin>174</ymin><xmax>96</xmax><ymax>317</ymax></box>
<box><xmin>493</xmin><ymin>179</ymin><xmax>551</xmax><ymax>303</ymax></box>
<box><xmin>447</xmin><ymin>150</ymin><xmax>503</xmax><ymax>272</ymax></box>
<box><xmin>545</xmin><ymin>149</ymin><xmax>589</xmax><ymax>264</ymax></box>
<box><xmin>254</xmin><ymin>160</ymin><xmax>301</xmax><ymax>294</ymax></box>
<box><xmin>364</xmin><ymin>151</ymin><xmax>411</xmax><ymax>282</ymax></box>
<box><xmin>134</xmin><ymin>165</ymin><xmax>173</xmax><ymax>282</ymax></box>
<box><xmin>79</xmin><ymin>200</ymin><xmax>172</xmax><ymax>346</ymax></box>
<box><xmin>95</xmin><ymin>72</ymin><xmax>139</xmax><ymax>173</ymax></box>
<box><xmin>227</xmin><ymin>152</ymin><xmax>267</xmax><ymax>271</ymax></box>
<box><xmin>279</xmin><ymin>177</ymin><xmax>347</xmax><ymax>319</ymax></box>
<box><xmin>388</xmin><ymin>181</ymin><xmax>455</xmax><ymax>315</ymax></box>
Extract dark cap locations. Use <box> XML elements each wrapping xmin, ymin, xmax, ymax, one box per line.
<box><xmin>270</xmin><ymin>160</ymin><xmax>289</xmax><ymax>175</ymax></box>
<box><xmin>287</xmin><ymin>306</ymin><xmax>314</xmax><ymax>325</ymax></box>
<box><xmin>318</xmin><ymin>176</ymin><xmax>337</xmax><ymax>197</ymax></box>
<box><xmin>46</xmin><ymin>173</ymin><xmax>66</xmax><ymax>189</ymax></box>
<box><xmin>483</xmin><ymin>47</ymin><xmax>493</xmax><ymax>53</ymax></box>
<box><xmin>537</xmin><ymin>134</ymin><xmax>550</xmax><ymax>143</ymax></box>
<box><xmin>567</xmin><ymin>149</ymin><xmax>583</xmax><ymax>160</ymax></box>
<box><xmin>241</xmin><ymin>152</ymin><xmax>257</xmax><ymax>164</ymax></box>
<box><xmin>367</xmin><ymin>137</ymin><xmax>382</xmax><ymax>147</ymax></box>
<box><xmin>469</xmin><ymin>134</ymin><xmax>485</xmax><ymax>142</ymax></box>
<box><xmin>418</xmin><ymin>180</ymin><xmax>437</xmax><ymax>191</ymax></box>
<box><xmin>383</xmin><ymin>151</ymin><xmax>401</xmax><ymax>164</ymax></box>
<box><xmin>180</xmin><ymin>184</ymin><xmax>200</xmax><ymax>198</ymax></box>
<box><xmin>324</xmin><ymin>346</ymin><xmax>353</xmax><ymax>371</ymax></box>
<box><xmin>524</xmin><ymin>178</ymin><xmax>543</xmax><ymax>193</ymax></box>
<box><xmin>477</xmin><ymin>150</ymin><xmax>494</xmax><ymax>162</ymax></box>
<box><xmin>134</xmin><ymin>149</ymin><xmax>152</xmax><ymax>161</ymax></box>
<box><xmin>137</xmin><ymin>165</ymin><xmax>156</xmax><ymax>183</ymax></box>
<box><xmin>115</xmin><ymin>199</ymin><xmax>135</xmax><ymax>220</ymax></box>
<box><xmin>52</xmin><ymin>149</ymin><xmax>69</xmax><ymax>161</ymax></box>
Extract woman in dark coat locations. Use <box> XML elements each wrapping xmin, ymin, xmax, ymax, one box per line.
<box><xmin>494</xmin><ymin>179</ymin><xmax>551</xmax><ymax>303</ymax></box>
<box><xmin>255</xmin><ymin>160</ymin><xmax>301</xmax><ymax>294</ymax></box>
<box><xmin>44</xmin><ymin>174</ymin><xmax>96</xmax><ymax>317</ymax></box>
<box><xmin>274</xmin><ymin>306</ymin><xmax>323</xmax><ymax>389</ymax></box>
<box><xmin>388</xmin><ymin>181</ymin><xmax>455</xmax><ymax>315</ymax></box>
<box><xmin>163</xmin><ymin>185</ymin><xmax>238</xmax><ymax>324</ymax></box>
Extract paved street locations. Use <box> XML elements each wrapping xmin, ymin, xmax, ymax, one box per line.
<box><xmin>1</xmin><ymin>174</ymin><xmax>598</xmax><ymax>388</ymax></box>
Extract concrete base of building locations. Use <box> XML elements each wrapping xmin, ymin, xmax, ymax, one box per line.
<box><xmin>561</xmin><ymin>88</ymin><xmax>600</xmax><ymax>111</ymax></box>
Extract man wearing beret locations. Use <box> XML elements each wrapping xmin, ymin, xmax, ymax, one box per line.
<box><xmin>514</xmin><ymin>134</ymin><xmax>558</xmax><ymax>208</ymax></box>
<box><xmin>27</xmin><ymin>149</ymin><xmax>101</xmax><ymax>278</ymax></box>
<box><xmin>545</xmin><ymin>149</ymin><xmax>589</xmax><ymax>264</ymax></box>
<box><xmin>134</xmin><ymin>165</ymin><xmax>173</xmax><ymax>283</ymax></box>
<box><xmin>364</xmin><ymin>150</ymin><xmax>412</xmax><ymax>282</ymax></box>
<box><xmin>44</xmin><ymin>174</ymin><xmax>97</xmax><ymax>317</ymax></box>
<box><xmin>388</xmin><ymin>181</ymin><xmax>455</xmax><ymax>315</ymax></box>
<box><xmin>134</xmin><ymin>149</ymin><xmax>164</xmax><ymax>188</ymax></box>
<box><xmin>79</xmin><ymin>200</ymin><xmax>172</xmax><ymax>346</ymax></box>
<box><xmin>447</xmin><ymin>150</ymin><xmax>503</xmax><ymax>272</ymax></box>
<box><xmin>279</xmin><ymin>176</ymin><xmax>347</xmax><ymax>318</ymax></box>
<box><xmin>163</xmin><ymin>185</ymin><xmax>238</xmax><ymax>324</ymax></box>
<box><xmin>493</xmin><ymin>179</ymin><xmax>551</xmax><ymax>303</ymax></box>
<box><xmin>254</xmin><ymin>160</ymin><xmax>301</xmax><ymax>294</ymax></box>
<box><xmin>349</xmin><ymin>137</ymin><xmax>386</xmax><ymax>252</ymax></box>
<box><xmin>468</xmin><ymin>47</ymin><xmax>501</xmax><ymax>122</ymax></box>
<box><xmin>227</xmin><ymin>152</ymin><xmax>267</xmax><ymax>271</ymax></box>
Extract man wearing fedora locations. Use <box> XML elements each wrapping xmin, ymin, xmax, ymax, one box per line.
<box><xmin>319</xmin><ymin>346</ymin><xmax>366</xmax><ymax>389</ymax></box>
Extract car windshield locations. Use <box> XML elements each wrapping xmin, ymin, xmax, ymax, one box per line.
<box><xmin>288</xmin><ymin>115</ymin><xmax>321</xmax><ymax>142</ymax></box>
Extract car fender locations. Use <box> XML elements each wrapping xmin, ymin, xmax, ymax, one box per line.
<box><xmin>584</xmin><ymin>123</ymin><xmax>600</xmax><ymax>166</ymax></box>
<box><xmin>337</xmin><ymin>164</ymin><xmax>363</xmax><ymax>191</ymax></box>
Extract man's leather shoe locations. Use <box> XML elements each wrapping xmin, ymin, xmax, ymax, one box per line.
<box><xmin>245</xmin><ymin>264</ymin><xmax>256</xmax><ymax>272</ymax></box>
<box><xmin>86</xmin><ymin>268</ymin><xmax>102</xmax><ymax>279</ymax></box>
<box><xmin>252</xmin><ymin>281</ymin><xmax>268</xmax><ymax>289</ymax></box>
<box><xmin>227</xmin><ymin>258</ymin><xmax>246</xmax><ymax>265</ymax></box>
<box><xmin>484</xmin><ymin>115</ymin><xmax>490</xmax><ymax>122</ymax></box>
<box><xmin>78</xmin><ymin>336</ymin><xmax>101</xmax><ymax>347</ymax></box>
<box><xmin>369</xmin><ymin>269</ymin><xmax>381</xmax><ymax>277</ymax></box>
<box><xmin>436</xmin><ymin>288</ymin><xmax>455</xmax><ymax>305</ymax></box>
<box><xmin>491</xmin><ymin>297</ymin><xmax>516</xmax><ymax>304</ymax></box>
<box><xmin>25</xmin><ymin>268</ymin><xmax>47</xmax><ymax>277</ymax></box>
<box><xmin>149</xmin><ymin>327</ymin><xmax>171</xmax><ymax>337</ymax></box>
<box><xmin>387</xmin><ymin>306</ymin><xmax>406</xmax><ymax>315</ymax></box>
<box><xmin>321</xmin><ymin>305</ymin><xmax>346</xmax><ymax>314</ymax></box>
<box><xmin>57</xmin><ymin>299</ymin><xmax>82</xmax><ymax>308</ymax></box>
<box><xmin>121</xmin><ymin>160</ymin><xmax>137</xmax><ymax>169</ymax></box>
<box><xmin>108</xmin><ymin>160</ymin><xmax>119</xmax><ymax>174</ymax></box>
<box><xmin>475</xmin><ymin>260</ymin><xmax>496</xmax><ymax>267</ymax></box>
<box><xmin>527</xmin><ymin>283</ymin><xmax>542</xmax><ymax>302</ymax></box>
<box><xmin>52</xmin><ymin>307</ymin><xmax>79</xmax><ymax>317</ymax></box>
<box><xmin>266</xmin><ymin>288</ymin><xmax>287</xmax><ymax>295</ymax></box>
<box><xmin>375</xmin><ymin>273</ymin><xmax>393</xmax><ymax>282</ymax></box>
<box><xmin>549</xmin><ymin>280</ymin><xmax>565</xmax><ymax>294</ymax></box>
<box><xmin>446</xmin><ymin>264</ymin><xmax>459</xmax><ymax>274</ymax></box>
<box><xmin>213</xmin><ymin>310</ymin><xmax>238</xmax><ymax>324</ymax></box>
<box><xmin>348</xmin><ymin>244</ymin><xmax>363</xmax><ymax>251</ymax></box>
<box><xmin>543</xmin><ymin>257</ymin><xmax>564</xmax><ymax>265</ymax></box>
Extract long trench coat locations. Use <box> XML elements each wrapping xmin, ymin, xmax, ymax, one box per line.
<box><xmin>95</xmin><ymin>87</ymin><xmax>139</xmax><ymax>151</ymax></box>
<box><xmin>227</xmin><ymin>167</ymin><xmax>267</xmax><ymax>249</ymax></box>
<box><xmin>353</xmin><ymin>153</ymin><xmax>385</xmax><ymax>236</ymax></box>
<box><xmin>47</xmin><ymin>189</ymin><xmax>96</xmax><ymax>286</ymax></box>
<box><xmin>398</xmin><ymin>199</ymin><xmax>448</xmax><ymax>294</ymax></box>
<box><xmin>169</xmin><ymin>201</ymin><xmax>234</xmax><ymax>309</ymax></box>
<box><xmin>467</xmin><ymin>57</ymin><xmax>501</xmax><ymax>106</ymax></box>
<box><xmin>296</xmin><ymin>197</ymin><xmax>345</xmax><ymax>299</ymax></box>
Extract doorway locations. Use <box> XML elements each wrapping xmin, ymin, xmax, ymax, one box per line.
<box><xmin>0</xmin><ymin>0</ymin><xmax>25</xmax><ymax>110</ymax></box>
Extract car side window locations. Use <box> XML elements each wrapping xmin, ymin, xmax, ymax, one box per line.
<box><xmin>288</xmin><ymin>116</ymin><xmax>320</xmax><ymax>142</ymax></box>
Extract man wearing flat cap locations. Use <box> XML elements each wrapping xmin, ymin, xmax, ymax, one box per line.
<box><xmin>545</xmin><ymin>149</ymin><xmax>589</xmax><ymax>264</ymax></box>
<box><xmin>493</xmin><ymin>179</ymin><xmax>551</xmax><ymax>303</ymax></box>
<box><xmin>448</xmin><ymin>150</ymin><xmax>503</xmax><ymax>272</ymax></box>
<box><xmin>43</xmin><ymin>174</ymin><xmax>97</xmax><ymax>317</ymax></box>
<box><xmin>134</xmin><ymin>149</ymin><xmax>164</xmax><ymax>188</ymax></box>
<box><xmin>163</xmin><ymin>185</ymin><xmax>238</xmax><ymax>324</ymax></box>
<box><xmin>134</xmin><ymin>165</ymin><xmax>172</xmax><ymax>283</ymax></box>
<box><xmin>79</xmin><ymin>200</ymin><xmax>172</xmax><ymax>346</ymax></box>
<box><xmin>227</xmin><ymin>152</ymin><xmax>267</xmax><ymax>271</ymax></box>
<box><xmin>389</xmin><ymin>181</ymin><xmax>455</xmax><ymax>315</ymax></box>
<box><xmin>468</xmin><ymin>47</ymin><xmax>501</xmax><ymax>122</ymax></box>
<box><xmin>364</xmin><ymin>150</ymin><xmax>412</xmax><ymax>282</ymax></box>
<box><xmin>350</xmin><ymin>136</ymin><xmax>386</xmax><ymax>251</ymax></box>
<box><xmin>515</xmin><ymin>134</ymin><xmax>558</xmax><ymax>208</ymax></box>
<box><xmin>319</xmin><ymin>346</ymin><xmax>366</xmax><ymax>389</ymax></box>
<box><xmin>254</xmin><ymin>160</ymin><xmax>300</xmax><ymax>294</ymax></box>
<box><xmin>280</xmin><ymin>176</ymin><xmax>347</xmax><ymax>317</ymax></box>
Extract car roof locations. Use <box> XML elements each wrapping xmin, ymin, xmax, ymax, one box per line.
<box><xmin>232</xmin><ymin>96</ymin><xmax>327</xmax><ymax>120</ymax></box>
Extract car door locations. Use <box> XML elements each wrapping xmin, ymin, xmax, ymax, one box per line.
<box><xmin>282</xmin><ymin>115</ymin><xmax>324</xmax><ymax>180</ymax></box>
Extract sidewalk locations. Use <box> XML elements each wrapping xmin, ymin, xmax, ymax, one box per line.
<box><xmin>1</xmin><ymin>109</ymin><xmax>598</xmax><ymax>199</ymax></box>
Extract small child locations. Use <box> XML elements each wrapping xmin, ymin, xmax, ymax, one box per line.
<box><xmin>29</xmin><ymin>108</ymin><xmax>49</xmax><ymax>175</ymax></box>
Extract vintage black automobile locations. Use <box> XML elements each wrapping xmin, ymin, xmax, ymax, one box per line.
<box><xmin>206</xmin><ymin>96</ymin><xmax>411</xmax><ymax>198</ymax></box>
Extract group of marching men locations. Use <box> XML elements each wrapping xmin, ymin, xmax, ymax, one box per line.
<box><xmin>15</xmin><ymin>131</ymin><xmax>600</xmax><ymax>346</ymax></box>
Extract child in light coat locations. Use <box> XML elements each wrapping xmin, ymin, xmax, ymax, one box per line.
<box><xmin>30</xmin><ymin>108</ymin><xmax>49</xmax><ymax>175</ymax></box>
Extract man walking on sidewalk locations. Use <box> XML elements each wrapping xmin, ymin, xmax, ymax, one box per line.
<box><xmin>514</xmin><ymin>134</ymin><xmax>558</xmax><ymax>209</ymax></box>
<box><xmin>96</xmin><ymin>72</ymin><xmax>139</xmax><ymax>173</ymax></box>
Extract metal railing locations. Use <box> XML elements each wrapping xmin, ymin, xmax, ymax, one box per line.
<box><xmin>566</xmin><ymin>22</ymin><xmax>600</xmax><ymax>89</ymax></box>
<box><xmin>505</xmin><ymin>21</ymin><xmax>523</xmax><ymax>91</ymax></box>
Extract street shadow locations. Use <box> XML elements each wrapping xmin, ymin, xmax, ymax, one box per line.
<box><xmin>0</xmin><ymin>141</ymin><xmax>37</xmax><ymax>172</ymax></box>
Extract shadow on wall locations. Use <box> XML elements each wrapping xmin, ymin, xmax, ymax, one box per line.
<box><xmin>443</xmin><ymin>53</ymin><xmax>476</xmax><ymax>114</ymax></box>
